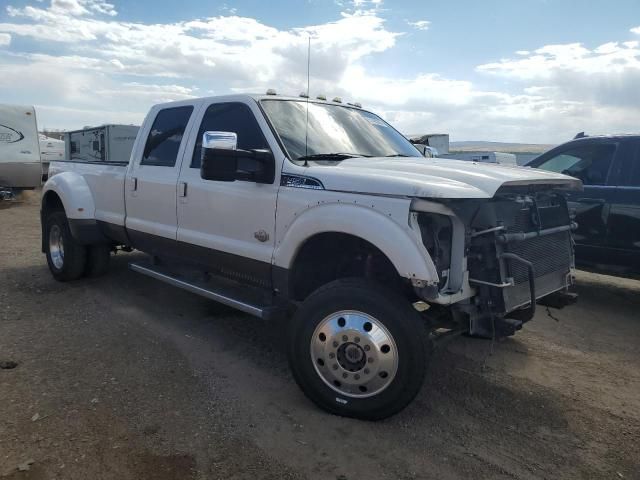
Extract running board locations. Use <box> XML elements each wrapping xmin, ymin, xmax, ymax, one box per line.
<box><xmin>129</xmin><ymin>261</ymin><xmax>286</xmax><ymax>320</ymax></box>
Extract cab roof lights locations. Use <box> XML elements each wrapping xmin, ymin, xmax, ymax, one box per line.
<box><xmin>262</xmin><ymin>90</ymin><xmax>360</xmax><ymax>107</ymax></box>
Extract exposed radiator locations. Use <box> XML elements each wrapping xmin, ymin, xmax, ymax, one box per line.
<box><xmin>468</xmin><ymin>193</ymin><xmax>574</xmax><ymax>315</ymax></box>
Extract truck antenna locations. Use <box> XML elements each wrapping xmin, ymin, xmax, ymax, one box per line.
<box><xmin>304</xmin><ymin>36</ymin><xmax>311</xmax><ymax>165</ymax></box>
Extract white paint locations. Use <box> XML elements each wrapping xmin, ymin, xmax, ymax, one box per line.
<box><xmin>42</xmin><ymin>94</ymin><xmax>581</xmax><ymax>293</ymax></box>
<box><xmin>0</xmin><ymin>104</ymin><xmax>41</xmax><ymax>188</ymax></box>
<box><xmin>176</xmin><ymin>97</ymin><xmax>281</xmax><ymax>264</ymax></box>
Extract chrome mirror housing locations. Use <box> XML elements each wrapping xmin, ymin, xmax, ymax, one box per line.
<box><xmin>203</xmin><ymin>131</ymin><xmax>237</xmax><ymax>150</ymax></box>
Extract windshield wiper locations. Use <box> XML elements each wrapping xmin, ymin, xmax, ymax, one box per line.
<box><xmin>384</xmin><ymin>153</ymin><xmax>411</xmax><ymax>157</ymax></box>
<box><xmin>296</xmin><ymin>152</ymin><xmax>370</xmax><ymax>161</ymax></box>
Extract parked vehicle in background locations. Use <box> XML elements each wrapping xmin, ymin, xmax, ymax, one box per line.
<box><xmin>65</xmin><ymin>124</ymin><xmax>139</xmax><ymax>163</ymax></box>
<box><xmin>0</xmin><ymin>104</ymin><xmax>42</xmax><ymax>192</ymax></box>
<box><xmin>39</xmin><ymin>134</ymin><xmax>65</xmax><ymax>180</ymax></box>
<box><xmin>409</xmin><ymin>133</ymin><xmax>450</xmax><ymax>154</ymax></box>
<box><xmin>440</xmin><ymin>151</ymin><xmax>518</xmax><ymax>166</ymax></box>
<box><xmin>40</xmin><ymin>93</ymin><xmax>579</xmax><ymax>419</ymax></box>
<box><xmin>528</xmin><ymin>134</ymin><xmax>640</xmax><ymax>277</ymax></box>
<box><xmin>413</xmin><ymin>144</ymin><xmax>439</xmax><ymax>157</ymax></box>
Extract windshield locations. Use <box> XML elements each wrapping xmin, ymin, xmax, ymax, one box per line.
<box><xmin>260</xmin><ymin>99</ymin><xmax>421</xmax><ymax>161</ymax></box>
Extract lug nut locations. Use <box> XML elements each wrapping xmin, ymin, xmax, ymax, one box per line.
<box><xmin>342</xmin><ymin>372</ymin><xmax>348</xmax><ymax>379</ymax></box>
<box><xmin>364</xmin><ymin>368</ymin><xmax>370</xmax><ymax>375</ymax></box>
<box><xmin>354</xmin><ymin>374</ymin><xmax>360</xmax><ymax>380</ymax></box>
<box><xmin>333</xmin><ymin>341</ymin><xmax>339</xmax><ymax>348</ymax></box>
<box><xmin>329</xmin><ymin>352</ymin><xmax>335</xmax><ymax>359</ymax></box>
<box><xmin>368</xmin><ymin>357</ymin><xmax>373</xmax><ymax>363</ymax></box>
<box><xmin>342</xmin><ymin>335</ymin><xmax>348</xmax><ymax>342</ymax></box>
<box><xmin>354</xmin><ymin>337</ymin><xmax>360</xmax><ymax>343</ymax></box>
<box><xmin>364</xmin><ymin>345</ymin><xmax>370</xmax><ymax>351</ymax></box>
<box><xmin>333</xmin><ymin>364</ymin><xmax>339</xmax><ymax>370</ymax></box>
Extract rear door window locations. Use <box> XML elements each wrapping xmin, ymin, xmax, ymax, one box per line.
<box><xmin>141</xmin><ymin>106</ymin><xmax>194</xmax><ymax>167</ymax></box>
<box><xmin>536</xmin><ymin>143</ymin><xmax>617</xmax><ymax>186</ymax></box>
<box><xmin>623</xmin><ymin>141</ymin><xmax>640</xmax><ymax>187</ymax></box>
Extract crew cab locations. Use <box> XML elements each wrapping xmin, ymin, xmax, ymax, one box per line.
<box><xmin>528</xmin><ymin>134</ymin><xmax>640</xmax><ymax>277</ymax></box>
<box><xmin>41</xmin><ymin>93</ymin><xmax>580</xmax><ymax>420</ymax></box>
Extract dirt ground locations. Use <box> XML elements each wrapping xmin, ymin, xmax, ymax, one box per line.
<box><xmin>1</xmin><ymin>195</ymin><xmax>639</xmax><ymax>480</ymax></box>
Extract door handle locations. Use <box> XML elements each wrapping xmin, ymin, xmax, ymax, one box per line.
<box><xmin>131</xmin><ymin>177</ymin><xmax>138</xmax><ymax>191</ymax></box>
<box><xmin>178</xmin><ymin>181</ymin><xmax>188</xmax><ymax>197</ymax></box>
<box><xmin>577</xmin><ymin>198</ymin><xmax>605</xmax><ymax>204</ymax></box>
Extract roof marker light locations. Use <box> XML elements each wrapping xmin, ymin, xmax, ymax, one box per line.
<box><xmin>299</xmin><ymin>92</ymin><xmax>309</xmax><ymax>98</ymax></box>
<box><xmin>316</xmin><ymin>94</ymin><xmax>327</xmax><ymax>101</ymax></box>
<box><xmin>354</xmin><ymin>102</ymin><xmax>362</xmax><ymax>108</ymax></box>
<box><xmin>332</xmin><ymin>97</ymin><xmax>342</xmax><ymax>103</ymax></box>
<box><xmin>266</xmin><ymin>89</ymin><xmax>277</xmax><ymax>95</ymax></box>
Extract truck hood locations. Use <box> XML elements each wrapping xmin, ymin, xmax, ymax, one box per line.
<box><xmin>301</xmin><ymin>157</ymin><xmax>581</xmax><ymax>199</ymax></box>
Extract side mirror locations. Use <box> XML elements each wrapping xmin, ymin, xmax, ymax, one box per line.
<box><xmin>200</xmin><ymin>131</ymin><xmax>239</xmax><ymax>182</ymax></box>
<box><xmin>200</xmin><ymin>131</ymin><xmax>275</xmax><ymax>183</ymax></box>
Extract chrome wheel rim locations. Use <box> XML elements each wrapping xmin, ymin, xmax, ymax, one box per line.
<box><xmin>49</xmin><ymin>224</ymin><xmax>64</xmax><ymax>269</ymax></box>
<box><xmin>310</xmin><ymin>310</ymin><xmax>399</xmax><ymax>398</ymax></box>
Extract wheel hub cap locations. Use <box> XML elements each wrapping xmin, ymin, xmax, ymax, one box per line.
<box><xmin>49</xmin><ymin>224</ymin><xmax>64</xmax><ymax>270</ymax></box>
<box><xmin>310</xmin><ymin>310</ymin><xmax>399</xmax><ymax>398</ymax></box>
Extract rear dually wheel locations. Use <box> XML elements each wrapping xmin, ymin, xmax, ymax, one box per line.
<box><xmin>44</xmin><ymin>211</ymin><xmax>87</xmax><ymax>282</ymax></box>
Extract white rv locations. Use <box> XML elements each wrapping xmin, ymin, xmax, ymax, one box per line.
<box><xmin>440</xmin><ymin>151</ymin><xmax>518</xmax><ymax>166</ymax></box>
<box><xmin>65</xmin><ymin>125</ymin><xmax>139</xmax><ymax>163</ymax></box>
<box><xmin>39</xmin><ymin>134</ymin><xmax>65</xmax><ymax>179</ymax></box>
<box><xmin>0</xmin><ymin>104</ymin><xmax>42</xmax><ymax>189</ymax></box>
<box><xmin>39</xmin><ymin>134</ymin><xmax>65</xmax><ymax>162</ymax></box>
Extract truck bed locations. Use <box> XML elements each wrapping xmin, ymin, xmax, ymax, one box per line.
<box><xmin>48</xmin><ymin>160</ymin><xmax>127</xmax><ymax>227</ymax></box>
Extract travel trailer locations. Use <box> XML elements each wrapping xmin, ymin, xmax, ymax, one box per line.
<box><xmin>39</xmin><ymin>134</ymin><xmax>65</xmax><ymax>179</ymax></box>
<box><xmin>65</xmin><ymin>125</ymin><xmax>139</xmax><ymax>163</ymax></box>
<box><xmin>0</xmin><ymin>104</ymin><xmax>42</xmax><ymax>190</ymax></box>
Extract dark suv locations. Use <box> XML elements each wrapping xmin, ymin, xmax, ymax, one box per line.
<box><xmin>528</xmin><ymin>134</ymin><xmax>640</xmax><ymax>277</ymax></box>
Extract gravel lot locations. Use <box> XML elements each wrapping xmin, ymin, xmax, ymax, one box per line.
<box><xmin>1</xmin><ymin>196</ymin><xmax>639</xmax><ymax>480</ymax></box>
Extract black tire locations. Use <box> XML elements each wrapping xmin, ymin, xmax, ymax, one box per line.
<box><xmin>44</xmin><ymin>211</ymin><xmax>87</xmax><ymax>282</ymax></box>
<box><xmin>85</xmin><ymin>244</ymin><xmax>111</xmax><ymax>277</ymax></box>
<box><xmin>288</xmin><ymin>278</ymin><xmax>429</xmax><ymax>420</ymax></box>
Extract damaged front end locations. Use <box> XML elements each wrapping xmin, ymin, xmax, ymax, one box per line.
<box><xmin>412</xmin><ymin>184</ymin><xmax>577</xmax><ymax>338</ymax></box>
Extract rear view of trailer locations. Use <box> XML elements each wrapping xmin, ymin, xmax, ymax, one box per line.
<box><xmin>0</xmin><ymin>104</ymin><xmax>42</xmax><ymax>189</ymax></box>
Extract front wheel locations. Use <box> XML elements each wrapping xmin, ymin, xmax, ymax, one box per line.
<box><xmin>44</xmin><ymin>211</ymin><xmax>87</xmax><ymax>281</ymax></box>
<box><xmin>288</xmin><ymin>278</ymin><xmax>429</xmax><ymax>420</ymax></box>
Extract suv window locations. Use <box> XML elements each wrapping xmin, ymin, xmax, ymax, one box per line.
<box><xmin>141</xmin><ymin>106</ymin><xmax>194</xmax><ymax>167</ymax></box>
<box><xmin>535</xmin><ymin>143</ymin><xmax>616</xmax><ymax>186</ymax></box>
<box><xmin>625</xmin><ymin>142</ymin><xmax>640</xmax><ymax>187</ymax></box>
<box><xmin>191</xmin><ymin>102</ymin><xmax>269</xmax><ymax>168</ymax></box>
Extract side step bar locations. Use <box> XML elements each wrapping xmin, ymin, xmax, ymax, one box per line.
<box><xmin>129</xmin><ymin>261</ymin><xmax>286</xmax><ymax>320</ymax></box>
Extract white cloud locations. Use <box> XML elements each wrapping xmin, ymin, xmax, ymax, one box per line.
<box><xmin>407</xmin><ymin>20</ymin><xmax>430</xmax><ymax>31</ymax></box>
<box><xmin>1</xmin><ymin>0</ymin><xmax>640</xmax><ymax>142</ymax></box>
<box><xmin>478</xmin><ymin>41</ymin><xmax>640</xmax><ymax>79</ymax></box>
<box><xmin>49</xmin><ymin>0</ymin><xmax>117</xmax><ymax>16</ymax></box>
<box><xmin>631</xmin><ymin>26</ymin><xmax>640</xmax><ymax>34</ymax></box>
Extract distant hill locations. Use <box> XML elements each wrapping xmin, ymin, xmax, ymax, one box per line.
<box><xmin>450</xmin><ymin>141</ymin><xmax>554</xmax><ymax>154</ymax></box>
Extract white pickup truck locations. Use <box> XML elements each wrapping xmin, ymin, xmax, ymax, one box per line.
<box><xmin>41</xmin><ymin>93</ymin><xmax>580</xmax><ymax>419</ymax></box>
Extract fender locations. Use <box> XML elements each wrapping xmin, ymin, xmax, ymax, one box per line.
<box><xmin>41</xmin><ymin>171</ymin><xmax>108</xmax><ymax>246</ymax></box>
<box><xmin>273</xmin><ymin>202</ymin><xmax>439</xmax><ymax>284</ymax></box>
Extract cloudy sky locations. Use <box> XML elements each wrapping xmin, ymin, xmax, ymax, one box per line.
<box><xmin>1</xmin><ymin>0</ymin><xmax>640</xmax><ymax>143</ymax></box>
